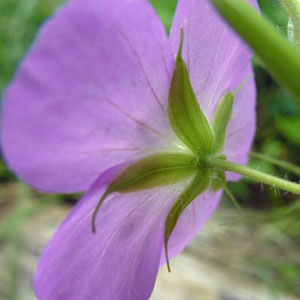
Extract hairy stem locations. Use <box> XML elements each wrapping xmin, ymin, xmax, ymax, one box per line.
<box><xmin>207</xmin><ymin>156</ymin><xmax>300</xmax><ymax>195</ymax></box>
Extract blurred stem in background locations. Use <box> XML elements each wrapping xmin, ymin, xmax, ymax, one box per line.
<box><xmin>210</xmin><ymin>0</ymin><xmax>300</xmax><ymax>104</ymax></box>
<box><xmin>281</xmin><ymin>0</ymin><xmax>300</xmax><ymax>49</ymax></box>
<box><xmin>250</xmin><ymin>152</ymin><xmax>300</xmax><ymax>177</ymax></box>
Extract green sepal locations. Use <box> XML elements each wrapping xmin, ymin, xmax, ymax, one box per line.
<box><xmin>168</xmin><ymin>29</ymin><xmax>214</xmax><ymax>156</ymax></box>
<box><xmin>224</xmin><ymin>186</ymin><xmax>241</xmax><ymax>210</ymax></box>
<box><xmin>210</xmin><ymin>168</ymin><xmax>226</xmax><ymax>191</ymax></box>
<box><xmin>164</xmin><ymin>168</ymin><xmax>210</xmax><ymax>271</ymax></box>
<box><xmin>92</xmin><ymin>152</ymin><xmax>198</xmax><ymax>232</ymax></box>
<box><xmin>212</xmin><ymin>92</ymin><xmax>234</xmax><ymax>153</ymax></box>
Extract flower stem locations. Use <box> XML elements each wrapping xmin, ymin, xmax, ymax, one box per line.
<box><xmin>210</xmin><ymin>0</ymin><xmax>300</xmax><ymax>103</ymax></box>
<box><xmin>250</xmin><ymin>152</ymin><xmax>300</xmax><ymax>177</ymax></box>
<box><xmin>281</xmin><ymin>0</ymin><xmax>300</xmax><ymax>49</ymax></box>
<box><xmin>207</xmin><ymin>156</ymin><xmax>300</xmax><ymax>195</ymax></box>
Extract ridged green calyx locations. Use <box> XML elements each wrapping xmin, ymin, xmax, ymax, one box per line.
<box><xmin>210</xmin><ymin>167</ymin><xmax>226</xmax><ymax>191</ymax></box>
<box><xmin>92</xmin><ymin>29</ymin><xmax>238</xmax><ymax>271</ymax></box>
<box><xmin>212</xmin><ymin>76</ymin><xmax>249</xmax><ymax>154</ymax></box>
<box><xmin>162</xmin><ymin>30</ymin><xmax>238</xmax><ymax>270</ymax></box>
<box><xmin>92</xmin><ymin>153</ymin><xmax>200</xmax><ymax>232</ymax></box>
<box><xmin>212</xmin><ymin>92</ymin><xmax>234</xmax><ymax>153</ymax></box>
<box><xmin>164</xmin><ymin>168</ymin><xmax>210</xmax><ymax>271</ymax></box>
<box><xmin>168</xmin><ymin>29</ymin><xmax>215</xmax><ymax>156</ymax></box>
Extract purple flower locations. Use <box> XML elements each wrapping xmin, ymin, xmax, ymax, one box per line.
<box><xmin>1</xmin><ymin>0</ymin><xmax>257</xmax><ymax>299</ymax></box>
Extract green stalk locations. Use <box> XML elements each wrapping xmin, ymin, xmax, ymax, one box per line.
<box><xmin>250</xmin><ymin>152</ymin><xmax>300</xmax><ymax>177</ymax></box>
<box><xmin>207</xmin><ymin>156</ymin><xmax>300</xmax><ymax>195</ymax></box>
<box><xmin>210</xmin><ymin>0</ymin><xmax>300</xmax><ymax>103</ymax></box>
<box><xmin>281</xmin><ymin>0</ymin><xmax>300</xmax><ymax>49</ymax></box>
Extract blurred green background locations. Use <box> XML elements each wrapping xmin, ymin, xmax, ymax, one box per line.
<box><xmin>1</xmin><ymin>0</ymin><xmax>300</xmax><ymax>299</ymax></box>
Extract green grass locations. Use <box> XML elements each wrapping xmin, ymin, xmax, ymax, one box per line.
<box><xmin>0</xmin><ymin>0</ymin><xmax>63</xmax><ymax>92</ymax></box>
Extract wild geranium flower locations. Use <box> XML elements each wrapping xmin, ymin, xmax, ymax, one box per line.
<box><xmin>1</xmin><ymin>0</ymin><xmax>257</xmax><ymax>299</ymax></box>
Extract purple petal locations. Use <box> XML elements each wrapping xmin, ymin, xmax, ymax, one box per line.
<box><xmin>160</xmin><ymin>189</ymin><xmax>222</xmax><ymax>265</ymax></box>
<box><xmin>34</xmin><ymin>164</ymin><xmax>186</xmax><ymax>300</ymax></box>
<box><xmin>224</xmin><ymin>70</ymin><xmax>256</xmax><ymax>180</ymax></box>
<box><xmin>1</xmin><ymin>0</ymin><xmax>176</xmax><ymax>193</ymax></box>
<box><xmin>170</xmin><ymin>0</ymin><xmax>257</xmax><ymax>179</ymax></box>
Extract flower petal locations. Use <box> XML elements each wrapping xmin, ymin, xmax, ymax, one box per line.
<box><xmin>1</xmin><ymin>0</ymin><xmax>176</xmax><ymax>193</ymax></box>
<box><xmin>224</xmin><ymin>70</ymin><xmax>256</xmax><ymax>181</ymax></box>
<box><xmin>34</xmin><ymin>164</ymin><xmax>185</xmax><ymax>300</ymax></box>
<box><xmin>170</xmin><ymin>0</ymin><xmax>257</xmax><ymax>178</ymax></box>
<box><xmin>160</xmin><ymin>189</ymin><xmax>222</xmax><ymax>265</ymax></box>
